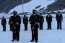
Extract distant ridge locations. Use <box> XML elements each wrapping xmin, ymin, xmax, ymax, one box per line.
<box><xmin>0</xmin><ymin>0</ymin><xmax>31</xmax><ymax>13</ymax></box>
<box><xmin>46</xmin><ymin>0</ymin><xmax>65</xmax><ymax>12</ymax></box>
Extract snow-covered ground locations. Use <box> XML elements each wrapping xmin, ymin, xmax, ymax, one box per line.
<box><xmin>0</xmin><ymin>14</ymin><xmax>65</xmax><ymax>43</ymax></box>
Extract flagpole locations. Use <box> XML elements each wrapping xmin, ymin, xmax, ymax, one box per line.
<box><xmin>22</xmin><ymin>0</ymin><xmax>24</xmax><ymax>13</ymax></box>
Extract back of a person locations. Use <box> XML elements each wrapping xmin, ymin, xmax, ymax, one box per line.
<box><xmin>23</xmin><ymin>16</ymin><xmax>28</xmax><ymax>24</ymax></box>
<box><xmin>56</xmin><ymin>14</ymin><xmax>62</xmax><ymax>22</ymax></box>
<box><xmin>39</xmin><ymin>15</ymin><xmax>44</xmax><ymax>23</ymax></box>
<box><xmin>46</xmin><ymin>15</ymin><xmax>52</xmax><ymax>23</ymax></box>
<box><xmin>56</xmin><ymin>14</ymin><xmax>59</xmax><ymax>20</ymax></box>
<box><xmin>59</xmin><ymin>14</ymin><xmax>63</xmax><ymax>21</ymax></box>
<box><xmin>2</xmin><ymin>18</ymin><xmax>6</xmax><ymax>25</ymax></box>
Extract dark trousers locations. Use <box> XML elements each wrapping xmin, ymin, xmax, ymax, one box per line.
<box><xmin>57</xmin><ymin>22</ymin><xmax>62</xmax><ymax>29</ymax></box>
<box><xmin>47</xmin><ymin>22</ymin><xmax>51</xmax><ymax>30</ymax></box>
<box><xmin>16</xmin><ymin>31</ymin><xmax>19</xmax><ymax>41</ymax></box>
<box><xmin>24</xmin><ymin>24</ymin><xmax>28</xmax><ymax>31</ymax></box>
<box><xmin>2</xmin><ymin>25</ymin><xmax>6</xmax><ymax>31</ymax></box>
<box><xmin>31</xmin><ymin>26</ymin><xmax>38</xmax><ymax>42</ymax></box>
<box><xmin>39</xmin><ymin>23</ymin><xmax>43</xmax><ymax>30</ymax></box>
<box><xmin>16</xmin><ymin>26</ymin><xmax>20</xmax><ymax>41</ymax></box>
<box><xmin>12</xmin><ymin>31</ymin><xmax>16</xmax><ymax>41</ymax></box>
<box><xmin>12</xmin><ymin>26</ymin><xmax>20</xmax><ymax>41</ymax></box>
<box><xmin>12</xmin><ymin>31</ymin><xmax>20</xmax><ymax>41</ymax></box>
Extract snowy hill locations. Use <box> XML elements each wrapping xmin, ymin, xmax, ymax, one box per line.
<box><xmin>0</xmin><ymin>0</ymin><xmax>31</xmax><ymax>13</ymax></box>
<box><xmin>9</xmin><ymin>0</ymin><xmax>55</xmax><ymax>13</ymax></box>
<box><xmin>46</xmin><ymin>0</ymin><xmax>65</xmax><ymax>11</ymax></box>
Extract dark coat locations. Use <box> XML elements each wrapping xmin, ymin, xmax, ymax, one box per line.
<box><xmin>9</xmin><ymin>16</ymin><xmax>14</xmax><ymax>25</ymax></box>
<box><xmin>15</xmin><ymin>15</ymin><xmax>21</xmax><ymax>31</ymax></box>
<box><xmin>56</xmin><ymin>14</ymin><xmax>63</xmax><ymax>22</ymax></box>
<box><xmin>46</xmin><ymin>15</ymin><xmax>52</xmax><ymax>23</ymax></box>
<box><xmin>16</xmin><ymin>15</ymin><xmax>21</xmax><ymax>25</ymax></box>
<box><xmin>23</xmin><ymin>16</ymin><xmax>28</xmax><ymax>24</ymax></box>
<box><xmin>39</xmin><ymin>15</ymin><xmax>44</xmax><ymax>24</ymax></box>
<box><xmin>1</xmin><ymin>18</ymin><xmax>6</xmax><ymax>26</ymax></box>
<box><xmin>9</xmin><ymin>15</ymin><xmax>21</xmax><ymax>31</ymax></box>
<box><xmin>29</xmin><ymin>14</ymin><xmax>39</xmax><ymax>27</ymax></box>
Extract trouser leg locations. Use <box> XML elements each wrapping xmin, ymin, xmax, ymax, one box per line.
<box><xmin>35</xmin><ymin>31</ymin><xmax>38</xmax><ymax>42</ymax></box>
<box><xmin>47</xmin><ymin>23</ymin><xmax>49</xmax><ymax>30</ymax></box>
<box><xmin>57</xmin><ymin>22</ymin><xmax>59</xmax><ymax>29</ymax></box>
<box><xmin>16</xmin><ymin>32</ymin><xmax>19</xmax><ymax>41</ymax></box>
<box><xmin>49</xmin><ymin>23</ymin><xmax>51</xmax><ymax>30</ymax></box>
<box><xmin>31</xmin><ymin>27</ymin><xmax>35</xmax><ymax>41</ymax></box>
<box><xmin>40</xmin><ymin>23</ymin><xmax>43</xmax><ymax>30</ymax></box>
<box><xmin>25</xmin><ymin>24</ymin><xmax>27</xmax><ymax>31</ymax></box>
<box><xmin>3</xmin><ymin>25</ymin><xmax>6</xmax><ymax>31</ymax></box>
<box><xmin>60</xmin><ymin>22</ymin><xmax>62</xmax><ymax>29</ymax></box>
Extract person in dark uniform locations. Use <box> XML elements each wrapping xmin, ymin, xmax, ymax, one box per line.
<box><xmin>9</xmin><ymin>16</ymin><xmax>13</xmax><ymax>31</ymax></box>
<box><xmin>15</xmin><ymin>14</ymin><xmax>21</xmax><ymax>41</ymax></box>
<box><xmin>23</xmin><ymin>15</ymin><xmax>28</xmax><ymax>31</ymax></box>
<box><xmin>39</xmin><ymin>13</ymin><xmax>44</xmax><ymax>30</ymax></box>
<box><xmin>29</xmin><ymin>10</ymin><xmax>39</xmax><ymax>43</ymax></box>
<box><xmin>1</xmin><ymin>17</ymin><xmax>6</xmax><ymax>31</ymax></box>
<box><xmin>46</xmin><ymin>13</ymin><xmax>52</xmax><ymax>30</ymax></box>
<box><xmin>56</xmin><ymin>12</ymin><xmax>63</xmax><ymax>30</ymax></box>
<box><xmin>9</xmin><ymin>11</ymin><xmax>21</xmax><ymax>41</ymax></box>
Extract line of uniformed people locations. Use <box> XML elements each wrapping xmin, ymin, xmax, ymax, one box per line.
<box><xmin>1</xmin><ymin>10</ymin><xmax>63</xmax><ymax>43</ymax></box>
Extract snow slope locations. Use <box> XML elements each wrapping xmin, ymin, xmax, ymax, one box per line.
<box><xmin>9</xmin><ymin>0</ymin><xmax>55</xmax><ymax>13</ymax></box>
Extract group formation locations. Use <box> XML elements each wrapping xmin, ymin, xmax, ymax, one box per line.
<box><xmin>1</xmin><ymin>10</ymin><xmax>63</xmax><ymax>43</ymax></box>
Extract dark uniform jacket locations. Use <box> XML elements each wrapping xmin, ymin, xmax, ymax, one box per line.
<box><xmin>9</xmin><ymin>15</ymin><xmax>21</xmax><ymax>31</ymax></box>
<box><xmin>23</xmin><ymin>16</ymin><xmax>28</xmax><ymax>24</ymax></box>
<box><xmin>46</xmin><ymin>15</ymin><xmax>52</xmax><ymax>23</ymax></box>
<box><xmin>29</xmin><ymin>14</ymin><xmax>39</xmax><ymax>28</ymax></box>
<box><xmin>1</xmin><ymin>18</ymin><xmax>6</xmax><ymax>26</ymax></box>
<box><xmin>39</xmin><ymin>16</ymin><xmax>44</xmax><ymax>24</ymax></box>
<box><xmin>56</xmin><ymin>14</ymin><xmax>63</xmax><ymax>22</ymax></box>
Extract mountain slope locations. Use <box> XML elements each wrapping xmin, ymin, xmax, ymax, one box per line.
<box><xmin>46</xmin><ymin>0</ymin><xmax>65</xmax><ymax>11</ymax></box>
<box><xmin>0</xmin><ymin>0</ymin><xmax>31</xmax><ymax>13</ymax></box>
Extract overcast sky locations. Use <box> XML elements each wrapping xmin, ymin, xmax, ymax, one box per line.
<box><xmin>9</xmin><ymin>0</ymin><xmax>55</xmax><ymax>13</ymax></box>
